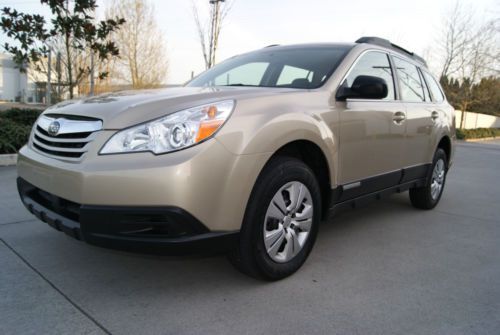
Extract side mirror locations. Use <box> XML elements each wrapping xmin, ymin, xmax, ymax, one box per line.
<box><xmin>336</xmin><ymin>75</ymin><xmax>388</xmax><ymax>100</ymax></box>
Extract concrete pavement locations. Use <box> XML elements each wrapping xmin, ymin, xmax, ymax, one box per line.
<box><xmin>1</xmin><ymin>141</ymin><xmax>499</xmax><ymax>335</ymax></box>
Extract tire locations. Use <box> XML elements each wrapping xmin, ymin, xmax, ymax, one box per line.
<box><xmin>229</xmin><ymin>156</ymin><xmax>322</xmax><ymax>280</ymax></box>
<box><xmin>409</xmin><ymin>148</ymin><xmax>448</xmax><ymax>210</ymax></box>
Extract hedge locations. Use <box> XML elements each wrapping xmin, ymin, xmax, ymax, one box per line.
<box><xmin>456</xmin><ymin>128</ymin><xmax>500</xmax><ymax>140</ymax></box>
<box><xmin>0</xmin><ymin>108</ymin><xmax>42</xmax><ymax>154</ymax></box>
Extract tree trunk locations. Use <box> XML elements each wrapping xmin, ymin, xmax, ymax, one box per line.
<box><xmin>459</xmin><ymin>101</ymin><xmax>468</xmax><ymax>129</ymax></box>
<box><xmin>65</xmin><ymin>0</ymin><xmax>74</xmax><ymax>99</ymax></box>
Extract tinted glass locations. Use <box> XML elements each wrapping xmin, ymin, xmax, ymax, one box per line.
<box><xmin>188</xmin><ymin>46</ymin><xmax>352</xmax><ymax>89</ymax></box>
<box><xmin>393</xmin><ymin>57</ymin><xmax>425</xmax><ymax>102</ymax></box>
<box><xmin>419</xmin><ymin>70</ymin><xmax>432</xmax><ymax>102</ymax></box>
<box><xmin>213</xmin><ymin>62</ymin><xmax>268</xmax><ymax>86</ymax></box>
<box><xmin>422</xmin><ymin>71</ymin><xmax>445</xmax><ymax>102</ymax></box>
<box><xmin>277</xmin><ymin>65</ymin><xmax>312</xmax><ymax>86</ymax></box>
<box><xmin>343</xmin><ymin>51</ymin><xmax>395</xmax><ymax>100</ymax></box>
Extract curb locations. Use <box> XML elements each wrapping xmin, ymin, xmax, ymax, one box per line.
<box><xmin>464</xmin><ymin>137</ymin><xmax>498</xmax><ymax>142</ymax></box>
<box><xmin>0</xmin><ymin>154</ymin><xmax>17</xmax><ymax>166</ymax></box>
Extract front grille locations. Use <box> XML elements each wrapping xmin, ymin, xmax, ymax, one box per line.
<box><xmin>36</xmin><ymin>125</ymin><xmax>93</xmax><ymax>139</ymax></box>
<box><xmin>32</xmin><ymin>114</ymin><xmax>102</xmax><ymax>161</ymax></box>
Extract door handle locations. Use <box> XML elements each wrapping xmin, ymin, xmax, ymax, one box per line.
<box><xmin>431</xmin><ymin>111</ymin><xmax>439</xmax><ymax>121</ymax></box>
<box><xmin>393</xmin><ymin>111</ymin><xmax>406</xmax><ymax>124</ymax></box>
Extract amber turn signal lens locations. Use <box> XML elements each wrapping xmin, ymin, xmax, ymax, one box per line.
<box><xmin>195</xmin><ymin>119</ymin><xmax>224</xmax><ymax>143</ymax></box>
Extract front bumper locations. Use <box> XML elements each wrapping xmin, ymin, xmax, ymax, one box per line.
<box><xmin>17</xmin><ymin>134</ymin><xmax>271</xmax><ymax>232</ymax></box>
<box><xmin>18</xmin><ymin>177</ymin><xmax>239</xmax><ymax>253</ymax></box>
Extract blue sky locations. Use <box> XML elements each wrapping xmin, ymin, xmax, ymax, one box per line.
<box><xmin>0</xmin><ymin>0</ymin><xmax>498</xmax><ymax>83</ymax></box>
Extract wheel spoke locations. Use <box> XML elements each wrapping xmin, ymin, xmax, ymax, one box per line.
<box><xmin>289</xmin><ymin>229</ymin><xmax>301</xmax><ymax>257</ymax></box>
<box><xmin>295</xmin><ymin>203</ymin><xmax>313</xmax><ymax>220</ymax></box>
<box><xmin>295</xmin><ymin>185</ymin><xmax>306</xmax><ymax>211</ymax></box>
<box><xmin>266</xmin><ymin>227</ymin><xmax>285</xmax><ymax>257</ymax></box>
<box><xmin>267</xmin><ymin>202</ymin><xmax>284</xmax><ymax>220</ymax></box>
<box><xmin>274</xmin><ymin>192</ymin><xmax>288</xmax><ymax>215</ymax></box>
<box><xmin>265</xmin><ymin>225</ymin><xmax>284</xmax><ymax>247</ymax></box>
<box><xmin>294</xmin><ymin>218</ymin><xmax>312</xmax><ymax>232</ymax></box>
<box><xmin>288</xmin><ymin>183</ymin><xmax>305</xmax><ymax>212</ymax></box>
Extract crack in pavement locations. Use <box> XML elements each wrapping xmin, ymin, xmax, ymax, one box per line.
<box><xmin>0</xmin><ymin>218</ymin><xmax>36</xmax><ymax>226</ymax></box>
<box><xmin>0</xmin><ymin>238</ymin><xmax>113</xmax><ymax>335</ymax></box>
<box><xmin>434</xmin><ymin>209</ymin><xmax>499</xmax><ymax>224</ymax></box>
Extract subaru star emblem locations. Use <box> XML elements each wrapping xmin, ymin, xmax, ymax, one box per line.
<box><xmin>48</xmin><ymin>121</ymin><xmax>61</xmax><ymax>136</ymax></box>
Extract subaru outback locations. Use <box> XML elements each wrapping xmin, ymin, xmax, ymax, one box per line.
<box><xmin>17</xmin><ymin>37</ymin><xmax>455</xmax><ymax>280</ymax></box>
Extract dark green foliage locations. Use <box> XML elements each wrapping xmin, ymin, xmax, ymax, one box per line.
<box><xmin>0</xmin><ymin>0</ymin><xmax>125</xmax><ymax>98</ymax></box>
<box><xmin>470</xmin><ymin>77</ymin><xmax>500</xmax><ymax>117</ymax></box>
<box><xmin>1</xmin><ymin>108</ymin><xmax>42</xmax><ymax>125</ymax></box>
<box><xmin>456</xmin><ymin>128</ymin><xmax>500</xmax><ymax>140</ymax></box>
<box><xmin>441</xmin><ymin>75</ymin><xmax>500</xmax><ymax>117</ymax></box>
<box><xmin>0</xmin><ymin>109</ymin><xmax>42</xmax><ymax>154</ymax></box>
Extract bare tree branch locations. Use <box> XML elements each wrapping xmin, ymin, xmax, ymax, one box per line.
<box><xmin>191</xmin><ymin>0</ymin><xmax>234</xmax><ymax>69</ymax></box>
<box><xmin>106</xmin><ymin>0</ymin><xmax>169</xmax><ymax>89</ymax></box>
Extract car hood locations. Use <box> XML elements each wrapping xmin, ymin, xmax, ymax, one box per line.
<box><xmin>43</xmin><ymin>86</ymin><xmax>298</xmax><ymax>129</ymax></box>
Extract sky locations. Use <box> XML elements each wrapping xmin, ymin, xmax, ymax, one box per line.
<box><xmin>0</xmin><ymin>0</ymin><xmax>498</xmax><ymax>84</ymax></box>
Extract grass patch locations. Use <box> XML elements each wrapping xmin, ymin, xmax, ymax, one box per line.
<box><xmin>456</xmin><ymin>128</ymin><xmax>500</xmax><ymax>140</ymax></box>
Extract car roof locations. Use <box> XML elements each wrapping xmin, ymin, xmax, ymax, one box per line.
<box><xmin>261</xmin><ymin>37</ymin><xmax>427</xmax><ymax>68</ymax></box>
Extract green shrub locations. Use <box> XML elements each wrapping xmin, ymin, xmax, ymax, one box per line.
<box><xmin>1</xmin><ymin>108</ymin><xmax>42</xmax><ymax>125</ymax></box>
<box><xmin>456</xmin><ymin>128</ymin><xmax>500</xmax><ymax>140</ymax></box>
<box><xmin>0</xmin><ymin>108</ymin><xmax>42</xmax><ymax>154</ymax></box>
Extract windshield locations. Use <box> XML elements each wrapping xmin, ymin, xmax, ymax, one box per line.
<box><xmin>187</xmin><ymin>45</ymin><xmax>352</xmax><ymax>89</ymax></box>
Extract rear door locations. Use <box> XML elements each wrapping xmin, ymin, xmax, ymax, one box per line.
<box><xmin>337</xmin><ymin>51</ymin><xmax>406</xmax><ymax>197</ymax></box>
<box><xmin>392</xmin><ymin>56</ymin><xmax>434</xmax><ymax>172</ymax></box>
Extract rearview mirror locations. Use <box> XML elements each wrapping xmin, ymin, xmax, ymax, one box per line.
<box><xmin>336</xmin><ymin>75</ymin><xmax>388</xmax><ymax>100</ymax></box>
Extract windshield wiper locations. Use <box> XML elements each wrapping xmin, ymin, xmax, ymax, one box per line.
<box><xmin>219</xmin><ymin>83</ymin><xmax>259</xmax><ymax>87</ymax></box>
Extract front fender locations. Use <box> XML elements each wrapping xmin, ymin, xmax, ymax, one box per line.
<box><xmin>216</xmin><ymin>102</ymin><xmax>338</xmax><ymax>186</ymax></box>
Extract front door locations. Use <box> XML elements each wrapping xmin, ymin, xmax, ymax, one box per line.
<box><xmin>337</xmin><ymin>51</ymin><xmax>406</xmax><ymax>193</ymax></box>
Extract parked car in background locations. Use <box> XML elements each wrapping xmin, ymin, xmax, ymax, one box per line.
<box><xmin>17</xmin><ymin>37</ymin><xmax>455</xmax><ymax>280</ymax></box>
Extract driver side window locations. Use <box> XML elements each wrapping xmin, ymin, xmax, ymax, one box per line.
<box><xmin>344</xmin><ymin>51</ymin><xmax>395</xmax><ymax>100</ymax></box>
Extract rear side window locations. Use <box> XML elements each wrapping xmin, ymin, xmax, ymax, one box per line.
<box><xmin>343</xmin><ymin>51</ymin><xmax>395</xmax><ymax>100</ymax></box>
<box><xmin>422</xmin><ymin>71</ymin><xmax>445</xmax><ymax>102</ymax></box>
<box><xmin>418</xmin><ymin>70</ymin><xmax>432</xmax><ymax>102</ymax></box>
<box><xmin>393</xmin><ymin>57</ymin><xmax>425</xmax><ymax>102</ymax></box>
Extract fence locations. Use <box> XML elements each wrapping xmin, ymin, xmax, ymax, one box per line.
<box><xmin>455</xmin><ymin>111</ymin><xmax>500</xmax><ymax>129</ymax></box>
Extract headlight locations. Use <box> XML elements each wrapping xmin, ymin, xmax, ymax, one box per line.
<box><xmin>100</xmin><ymin>100</ymin><xmax>235</xmax><ymax>154</ymax></box>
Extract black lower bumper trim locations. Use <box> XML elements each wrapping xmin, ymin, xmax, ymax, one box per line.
<box><xmin>17</xmin><ymin>178</ymin><xmax>239</xmax><ymax>254</ymax></box>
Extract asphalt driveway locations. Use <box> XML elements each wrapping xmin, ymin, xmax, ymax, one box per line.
<box><xmin>1</xmin><ymin>141</ymin><xmax>499</xmax><ymax>335</ymax></box>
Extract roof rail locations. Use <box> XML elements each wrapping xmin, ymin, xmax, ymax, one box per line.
<box><xmin>355</xmin><ymin>36</ymin><xmax>427</xmax><ymax>66</ymax></box>
<box><xmin>265</xmin><ymin>44</ymin><xmax>280</xmax><ymax>48</ymax></box>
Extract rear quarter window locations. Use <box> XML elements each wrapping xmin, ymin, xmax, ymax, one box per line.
<box><xmin>422</xmin><ymin>71</ymin><xmax>445</xmax><ymax>103</ymax></box>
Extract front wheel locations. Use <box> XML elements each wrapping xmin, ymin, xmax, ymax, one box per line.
<box><xmin>229</xmin><ymin>156</ymin><xmax>321</xmax><ymax>280</ymax></box>
<box><xmin>409</xmin><ymin>148</ymin><xmax>448</xmax><ymax>209</ymax></box>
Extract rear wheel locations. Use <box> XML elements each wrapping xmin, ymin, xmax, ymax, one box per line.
<box><xmin>409</xmin><ymin>148</ymin><xmax>448</xmax><ymax>209</ymax></box>
<box><xmin>229</xmin><ymin>156</ymin><xmax>321</xmax><ymax>280</ymax></box>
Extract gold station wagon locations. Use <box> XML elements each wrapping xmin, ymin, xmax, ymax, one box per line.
<box><xmin>17</xmin><ymin>37</ymin><xmax>455</xmax><ymax>279</ymax></box>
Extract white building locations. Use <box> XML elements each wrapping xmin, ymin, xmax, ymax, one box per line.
<box><xmin>0</xmin><ymin>53</ymin><xmax>38</xmax><ymax>103</ymax></box>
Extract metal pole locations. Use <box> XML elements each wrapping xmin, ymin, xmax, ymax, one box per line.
<box><xmin>56</xmin><ymin>52</ymin><xmax>61</xmax><ymax>100</ymax></box>
<box><xmin>46</xmin><ymin>49</ymin><xmax>52</xmax><ymax>105</ymax></box>
<box><xmin>90</xmin><ymin>51</ymin><xmax>95</xmax><ymax>96</ymax></box>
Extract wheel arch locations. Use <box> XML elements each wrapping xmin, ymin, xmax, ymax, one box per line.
<box><xmin>264</xmin><ymin>140</ymin><xmax>333</xmax><ymax>219</ymax></box>
<box><xmin>437</xmin><ymin>135</ymin><xmax>452</xmax><ymax>168</ymax></box>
